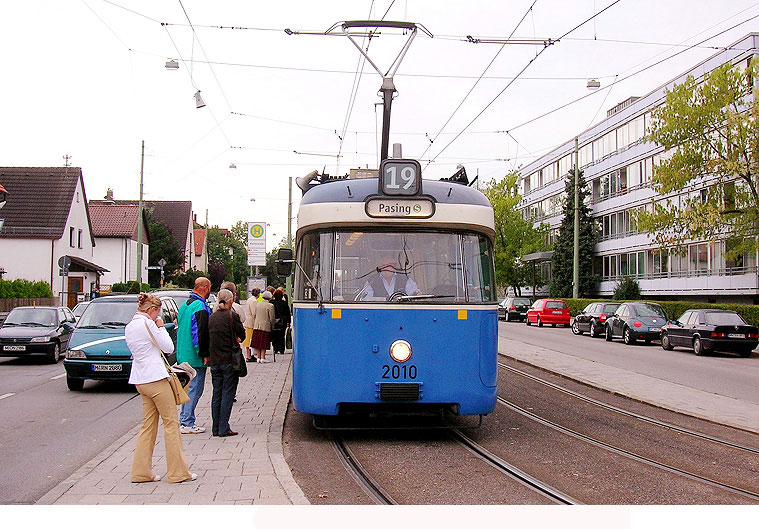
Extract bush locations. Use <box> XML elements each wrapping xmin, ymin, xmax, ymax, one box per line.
<box><xmin>0</xmin><ymin>279</ymin><xmax>54</xmax><ymax>299</ymax></box>
<box><xmin>556</xmin><ymin>297</ymin><xmax>759</xmax><ymax>328</ymax></box>
<box><xmin>112</xmin><ymin>281</ymin><xmax>151</xmax><ymax>294</ymax></box>
<box><xmin>613</xmin><ymin>276</ymin><xmax>641</xmax><ymax>300</ymax></box>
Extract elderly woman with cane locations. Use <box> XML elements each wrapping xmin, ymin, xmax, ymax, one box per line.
<box><xmin>125</xmin><ymin>293</ymin><xmax>196</xmax><ymax>483</ymax></box>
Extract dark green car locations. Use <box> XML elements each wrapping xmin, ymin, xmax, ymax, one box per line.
<box><xmin>63</xmin><ymin>295</ymin><xmax>178</xmax><ymax>391</ymax></box>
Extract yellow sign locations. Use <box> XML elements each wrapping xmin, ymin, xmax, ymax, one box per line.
<box><xmin>250</xmin><ymin>224</ymin><xmax>264</xmax><ymax>238</ymax></box>
<box><xmin>457</xmin><ymin>310</ymin><xmax>467</xmax><ymax>320</ymax></box>
<box><xmin>332</xmin><ymin>309</ymin><xmax>342</xmax><ymax>319</ymax></box>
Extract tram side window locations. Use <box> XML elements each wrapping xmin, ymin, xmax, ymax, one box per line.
<box><xmin>295</xmin><ymin>232</ymin><xmax>333</xmax><ymax>301</ymax></box>
<box><xmin>462</xmin><ymin>234</ymin><xmax>496</xmax><ymax>302</ymax></box>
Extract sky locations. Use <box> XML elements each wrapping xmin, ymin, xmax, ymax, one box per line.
<box><xmin>2</xmin><ymin>0</ymin><xmax>759</xmax><ymax>251</ymax></box>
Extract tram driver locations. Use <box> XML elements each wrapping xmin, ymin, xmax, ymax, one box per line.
<box><xmin>357</xmin><ymin>253</ymin><xmax>422</xmax><ymax>301</ymax></box>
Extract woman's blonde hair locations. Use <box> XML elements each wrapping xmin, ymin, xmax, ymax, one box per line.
<box><xmin>137</xmin><ymin>292</ymin><xmax>161</xmax><ymax>313</ymax></box>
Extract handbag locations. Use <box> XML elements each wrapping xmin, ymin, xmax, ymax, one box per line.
<box><xmin>229</xmin><ymin>311</ymin><xmax>247</xmax><ymax>377</ymax></box>
<box><xmin>285</xmin><ymin>326</ymin><xmax>292</xmax><ymax>350</ymax></box>
<box><xmin>144</xmin><ymin>320</ymin><xmax>191</xmax><ymax>405</ymax></box>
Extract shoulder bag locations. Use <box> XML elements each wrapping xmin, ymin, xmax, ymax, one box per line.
<box><xmin>144</xmin><ymin>320</ymin><xmax>191</xmax><ymax>405</ymax></box>
<box><xmin>229</xmin><ymin>310</ymin><xmax>247</xmax><ymax>377</ymax></box>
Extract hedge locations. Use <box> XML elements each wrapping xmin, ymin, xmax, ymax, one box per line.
<box><xmin>112</xmin><ymin>281</ymin><xmax>152</xmax><ymax>294</ymax></box>
<box><xmin>0</xmin><ymin>279</ymin><xmax>54</xmax><ymax>299</ymax></box>
<box><xmin>557</xmin><ymin>297</ymin><xmax>759</xmax><ymax>328</ymax></box>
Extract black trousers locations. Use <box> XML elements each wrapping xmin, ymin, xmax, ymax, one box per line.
<box><xmin>271</xmin><ymin>327</ymin><xmax>286</xmax><ymax>353</ymax></box>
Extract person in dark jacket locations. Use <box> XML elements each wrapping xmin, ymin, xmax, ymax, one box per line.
<box><xmin>208</xmin><ymin>289</ymin><xmax>245</xmax><ymax>437</ymax></box>
<box><xmin>270</xmin><ymin>288</ymin><xmax>291</xmax><ymax>354</ymax></box>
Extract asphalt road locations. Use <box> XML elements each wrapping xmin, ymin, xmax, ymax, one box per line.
<box><xmin>498</xmin><ymin>319</ymin><xmax>759</xmax><ymax>405</ymax></box>
<box><xmin>0</xmin><ymin>356</ymin><xmax>141</xmax><ymax>504</ymax></box>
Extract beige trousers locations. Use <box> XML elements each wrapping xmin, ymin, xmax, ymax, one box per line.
<box><xmin>131</xmin><ymin>378</ymin><xmax>193</xmax><ymax>483</ymax></box>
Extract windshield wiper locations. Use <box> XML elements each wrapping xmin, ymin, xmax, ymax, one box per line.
<box><xmin>100</xmin><ymin>321</ymin><xmax>128</xmax><ymax>326</ymax></box>
<box><xmin>19</xmin><ymin>322</ymin><xmax>48</xmax><ymax>327</ymax></box>
<box><xmin>77</xmin><ymin>325</ymin><xmax>106</xmax><ymax>329</ymax></box>
<box><xmin>2</xmin><ymin>322</ymin><xmax>18</xmax><ymax>326</ymax></box>
<box><xmin>396</xmin><ymin>294</ymin><xmax>455</xmax><ymax>302</ymax></box>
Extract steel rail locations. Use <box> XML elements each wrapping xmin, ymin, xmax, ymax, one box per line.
<box><xmin>497</xmin><ymin>396</ymin><xmax>759</xmax><ymax>501</ymax></box>
<box><xmin>450</xmin><ymin>429</ymin><xmax>580</xmax><ymax>505</ymax></box>
<box><xmin>329</xmin><ymin>434</ymin><xmax>396</xmax><ymax>505</ymax></box>
<box><xmin>497</xmin><ymin>360</ymin><xmax>759</xmax><ymax>454</ymax></box>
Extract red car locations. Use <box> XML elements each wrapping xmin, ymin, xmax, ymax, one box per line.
<box><xmin>526</xmin><ymin>299</ymin><xmax>571</xmax><ymax>327</ymax></box>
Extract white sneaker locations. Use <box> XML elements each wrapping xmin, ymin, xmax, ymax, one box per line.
<box><xmin>180</xmin><ymin>425</ymin><xmax>206</xmax><ymax>434</ymax></box>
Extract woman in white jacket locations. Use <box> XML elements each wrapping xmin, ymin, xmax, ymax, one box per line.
<box><xmin>125</xmin><ymin>293</ymin><xmax>196</xmax><ymax>484</ymax></box>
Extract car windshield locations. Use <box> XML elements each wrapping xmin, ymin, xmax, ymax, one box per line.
<box><xmin>4</xmin><ymin>308</ymin><xmax>57</xmax><ymax>326</ymax></box>
<box><xmin>72</xmin><ymin>303</ymin><xmax>89</xmax><ymax>318</ymax></box>
<box><xmin>636</xmin><ymin>304</ymin><xmax>666</xmax><ymax>318</ymax></box>
<box><xmin>77</xmin><ymin>301</ymin><xmax>137</xmax><ymax>328</ymax></box>
<box><xmin>545</xmin><ymin>301</ymin><xmax>566</xmax><ymax>309</ymax></box>
<box><xmin>705</xmin><ymin>312</ymin><xmax>746</xmax><ymax>326</ymax></box>
<box><xmin>602</xmin><ymin>303</ymin><xmax>621</xmax><ymax>313</ymax></box>
<box><xmin>513</xmin><ymin>298</ymin><xmax>531</xmax><ymax>305</ymax></box>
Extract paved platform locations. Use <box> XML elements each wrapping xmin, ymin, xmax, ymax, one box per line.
<box><xmin>499</xmin><ymin>334</ymin><xmax>759</xmax><ymax>434</ymax></box>
<box><xmin>37</xmin><ymin>354</ymin><xmax>309</xmax><ymax>505</ymax></box>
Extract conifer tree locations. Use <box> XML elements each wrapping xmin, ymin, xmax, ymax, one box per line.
<box><xmin>549</xmin><ymin>170</ymin><xmax>597</xmax><ymax>298</ymax></box>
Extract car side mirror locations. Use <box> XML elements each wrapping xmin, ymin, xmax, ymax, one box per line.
<box><xmin>62</xmin><ymin>322</ymin><xmax>74</xmax><ymax>331</ymax></box>
<box><xmin>164</xmin><ymin>322</ymin><xmax>176</xmax><ymax>331</ymax></box>
<box><xmin>276</xmin><ymin>248</ymin><xmax>294</xmax><ymax>277</ymax></box>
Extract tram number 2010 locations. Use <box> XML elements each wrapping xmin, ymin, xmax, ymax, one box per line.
<box><xmin>381</xmin><ymin>364</ymin><xmax>417</xmax><ymax>380</ymax></box>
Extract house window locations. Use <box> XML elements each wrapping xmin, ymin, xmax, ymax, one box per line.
<box><xmin>78</xmin><ymin>229</ymin><xmax>83</xmax><ymax>249</ymax></box>
<box><xmin>69</xmin><ymin>227</ymin><xmax>75</xmax><ymax>248</ymax></box>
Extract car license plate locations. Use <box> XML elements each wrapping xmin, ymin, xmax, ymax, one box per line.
<box><xmin>3</xmin><ymin>345</ymin><xmax>26</xmax><ymax>351</ymax></box>
<box><xmin>92</xmin><ymin>364</ymin><xmax>122</xmax><ymax>372</ymax></box>
<box><xmin>648</xmin><ymin>327</ymin><xmax>661</xmax><ymax>332</ymax></box>
<box><xmin>728</xmin><ymin>333</ymin><xmax>745</xmax><ymax>339</ymax></box>
<box><xmin>552</xmin><ymin>310</ymin><xmax>563</xmax><ymax>314</ymax></box>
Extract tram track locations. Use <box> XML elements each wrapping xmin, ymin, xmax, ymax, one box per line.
<box><xmin>495</xmin><ymin>361</ymin><xmax>759</xmax><ymax>501</ymax></box>
<box><xmin>329</xmin><ymin>434</ymin><xmax>396</xmax><ymax>505</ymax></box>
<box><xmin>497</xmin><ymin>360</ymin><xmax>759</xmax><ymax>454</ymax></box>
<box><xmin>449</xmin><ymin>428</ymin><xmax>579</xmax><ymax>504</ymax></box>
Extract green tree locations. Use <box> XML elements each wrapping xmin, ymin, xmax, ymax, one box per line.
<box><xmin>207</xmin><ymin>226</ymin><xmax>249</xmax><ymax>287</ymax></box>
<box><xmin>549</xmin><ymin>170</ymin><xmax>597</xmax><ymax>298</ymax></box>
<box><xmin>146</xmin><ymin>211</ymin><xmax>183</xmax><ymax>287</ymax></box>
<box><xmin>637</xmin><ymin>58</ymin><xmax>759</xmax><ymax>261</ymax></box>
<box><xmin>482</xmin><ymin>172</ymin><xmax>548</xmax><ymax>296</ymax></box>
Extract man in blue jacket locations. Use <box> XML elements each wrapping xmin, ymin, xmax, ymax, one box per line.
<box><xmin>177</xmin><ymin>277</ymin><xmax>212</xmax><ymax>434</ymax></box>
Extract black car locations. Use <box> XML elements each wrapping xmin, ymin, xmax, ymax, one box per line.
<box><xmin>661</xmin><ymin>309</ymin><xmax>758</xmax><ymax>357</ymax></box>
<box><xmin>0</xmin><ymin>306</ymin><xmax>76</xmax><ymax>363</ymax></box>
<box><xmin>498</xmin><ymin>296</ymin><xmax>531</xmax><ymax>321</ymax></box>
<box><xmin>572</xmin><ymin>302</ymin><xmax>621</xmax><ymax>337</ymax></box>
<box><xmin>605</xmin><ymin>302</ymin><xmax>668</xmax><ymax>345</ymax></box>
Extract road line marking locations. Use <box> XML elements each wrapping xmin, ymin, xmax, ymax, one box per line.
<box><xmin>0</xmin><ymin>393</ymin><xmax>14</xmax><ymax>400</ymax></box>
<box><xmin>51</xmin><ymin>373</ymin><xmax>66</xmax><ymax>380</ymax></box>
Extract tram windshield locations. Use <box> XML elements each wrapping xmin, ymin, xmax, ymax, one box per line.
<box><xmin>295</xmin><ymin>230</ymin><xmax>495</xmax><ymax>303</ymax></box>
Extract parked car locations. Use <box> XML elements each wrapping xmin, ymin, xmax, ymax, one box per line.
<box><xmin>0</xmin><ymin>306</ymin><xmax>75</xmax><ymax>363</ymax></box>
<box><xmin>150</xmin><ymin>288</ymin><xmax>192</xmax><ymax>309</ymax></box>
<box><xmin>526</xmin><ymin>298</ymin><xmax>570</xmax><ymax>327</ymax></box>
<box><xmin>661</xmin><ymin>309</ymin><xmax>758</xmax><ymax>357</ymax></box>
<box><xmin>63</xmin><ymin>295</ymin><xmax>178</xmax><ymax>390</ymax></box>
<box><xmin>572</xmin><ymin>302</ymin><xmax>621</xmax><ymax>337</ymax></box>
<box><xmin>71</xmin><ymin>301</ymin><xmax>91</xmax><ymax>321</ymax></box>
<box><xmin>605</xmin><ymin>302</ymin><xmax>668</xmax><ymax>345</ymax></box>
<box><xmin>499</xmin><ymin>296</ymin><xmax>532</xmax><ymax>321</ymax></box>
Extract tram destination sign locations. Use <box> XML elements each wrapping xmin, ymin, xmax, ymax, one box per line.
<box><xmin>379</xmin><ymin>159</ymin><xmax>422</xmax><ymax>196</ymax></box>
<box><xmin>366</xmin><ymin>198</ymin><xmax>434</xmax><ymax>219</ymax></box>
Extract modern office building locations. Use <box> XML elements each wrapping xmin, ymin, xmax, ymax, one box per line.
<box><xmin>517</xmin><ymin>33</ymin><xmax>759</xmax><ymax>304</ymax></box>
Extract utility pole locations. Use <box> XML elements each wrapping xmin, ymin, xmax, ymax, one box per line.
<box><xmin>136</xmin><ymin>140</ymin><xmax>145</xmax><ymax>284</ymax></box>
<box><xmin>572</xmin><ymin>137</ymin><xmax>580</xmax><ymax>299</ymax></box>
<box><xmin>286</xmin><ymin>176</ymin><xmax>293</xmax><ymax>303</ymax></box>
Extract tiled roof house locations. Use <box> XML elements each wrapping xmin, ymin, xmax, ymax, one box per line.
<box><xmin>91</xmin><ymin>195</ymin><xmax>195</xmax><ymax>272</ymax></box>
<box><xmin>89</xmin><ymin>203</ymin><xmax>150</xmax><ymax>288</ymax></box>
<box><xmin>193</xmin><ymin>228</ymin><xmax>208</xmax><ymax>273</ymax></box>
<box><xmin>0</xmin><ymin>167</ymin><xmax>108</xmax><ymax>306</ymax></box>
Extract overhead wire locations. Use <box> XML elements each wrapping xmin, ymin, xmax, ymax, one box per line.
<box><xmin>417</xmin><ymin>0</ymin><xmax>538</xmax><ymax>162</ymax></box>
<box><xmin>423</xmin><ymin>0</ymin><xmax>624</xmax><ymax>168</ymax></box>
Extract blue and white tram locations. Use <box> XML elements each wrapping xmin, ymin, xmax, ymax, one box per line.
<box><xmin>290</xmin><ymin>159</ymin><xmax>497</xmax><ymax>421</ymax></box>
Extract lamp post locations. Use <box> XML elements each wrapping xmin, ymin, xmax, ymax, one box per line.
<box><xmin>572</xmin><ymin>137</ymin><xmax>580</xmax><ymax>299</ymax></box>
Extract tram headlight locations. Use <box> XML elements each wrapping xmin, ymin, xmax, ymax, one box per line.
<box><xmin>389</xmin><ymin>340</ymin><xmax>412</xmax><ymax>363</ymax></box>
